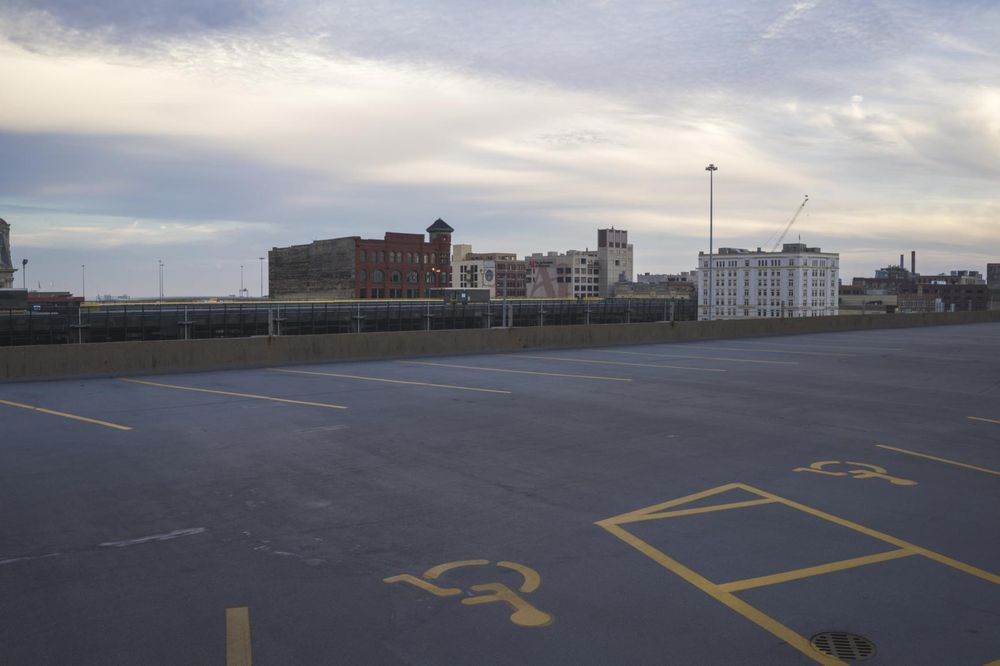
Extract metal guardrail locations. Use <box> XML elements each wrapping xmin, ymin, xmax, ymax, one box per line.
<box><xmin>0</xmin><ymin>299</ymin><xmax>697</xmax><ymax>346</ymax></box>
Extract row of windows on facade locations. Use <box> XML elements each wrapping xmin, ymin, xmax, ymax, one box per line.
<box><xmin>359</xmin><ymin>250</ymin><xmax>448</xmax><ymax>265</ymax></box>
<box><xmin>360</xmin><ymin>288</ymin><xmax>427</xmax><ymax>298</ymax></box>
<box><xmin>706</xmin><ymin>309</ymin><xmax>836</xmax><ymax>318</ymax></box>
<box><xmin>358</xmin><ymin>269</ymin><xmax>451</xmax><ymax>284</ymax></box>
<box><xmin>706</xmin><ymin>258</ymin><xmax>837</xmax><ymax>268</ymax></box>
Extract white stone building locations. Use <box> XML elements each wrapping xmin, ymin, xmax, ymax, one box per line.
<box><xmin>697</xmin><ymin>243</ymin><xmax>839</xmax><ymax>320</ymax></box>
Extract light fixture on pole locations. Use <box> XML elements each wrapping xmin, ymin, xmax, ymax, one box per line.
<box><xmin>705</xmin><ymin>163</ymin><xmax>718</xmax><ymax>321</ymax></box>
<box><xmin>158</xmin><ymin>259</ymin><xmax>164</xmax><ymax>301</ymax></box>
<box><xmin>21</xmin><ymin>258</ymin><xmax>27</xmax><ymax>290</ymax></box>
<box><xmin>259</xmin><ymin>257</ymin><xmax>265</xmax><ymax>299</ymax></box>
<box><xmin>81</xmin><ymin>264</ymin><xmax>86</xmax><ymax>301</ymax></box>
<box><xmin>240</xmin><ymin>264</ymin><xmax>244</xmax><ymax>298</ymax></box>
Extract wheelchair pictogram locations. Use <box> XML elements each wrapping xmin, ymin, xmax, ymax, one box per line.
<box><xmin>793</xmin><ymin>460</ymin><xmax>917</xmax><ymax>485</ymax></box>
<box><xmin>384</xmin><ymin>559</ymin><xmax>553</xmax><ymax>627</ymax></box>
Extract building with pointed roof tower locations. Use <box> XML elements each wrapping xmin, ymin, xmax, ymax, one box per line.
<box><xmin>0</xmin><ymin>218</ymin><xmax>17</xmax><ymax>289</ymax></box>
<box><xmin>269</xmin><ymin>219</ymin><xmax>454</xmax><ymax>299</ymax></box>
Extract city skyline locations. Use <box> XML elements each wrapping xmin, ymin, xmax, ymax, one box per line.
<box><xmin>1</xmin><ymin>1</ymin><xmax>998</xmax><ymax>296</ymax></box>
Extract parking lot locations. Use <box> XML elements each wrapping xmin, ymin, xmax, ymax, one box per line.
<box><xmin>1</xmin><ymin>323</ymin><xmax>998</xmax><ymax>664</ymax></box>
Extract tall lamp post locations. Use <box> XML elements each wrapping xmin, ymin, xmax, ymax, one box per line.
<box><xmin>21</xmin><ymin>258</ymin><xmax>27</xmax><ymax>289</ymax></box>
<box><xmin>259</xmin><ymin>256</ymin><xmax>265</xmax><ymax>299</ymax></box>
<box><xmin>705</xmin><ymin>163</ymin><xmax>718</xmax><ymax>321</ymax></box>
<box><xmin>240</xmin><ymin>264</ymin><xmax>245</xmax><ymax>298</ymax></box>
<box><xmin>81</xmin><ymin>264</ymin><xmax>86</xmax><ymax>301</ymax></box>
<box><xmin>158</xmin><ymin>259</ymin><xmax>164</xmax><ymax>301</ymax></box>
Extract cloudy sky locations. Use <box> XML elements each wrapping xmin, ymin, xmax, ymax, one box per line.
<box><xmin>1</xmin><ymin>0</ymin><xmax>998</xmax><ymax>298</ymax></box>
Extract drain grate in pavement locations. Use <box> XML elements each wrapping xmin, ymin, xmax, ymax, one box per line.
<box><xmin>810</xmin><ymin>632</ymin><xmax>876</xmax><ymax>661</ymax></box>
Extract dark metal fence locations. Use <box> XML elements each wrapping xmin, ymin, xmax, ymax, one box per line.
<box><xmin>0</xmin><ymin>299</ymin><xmax>696</xmax><ymax>346</ymax></box>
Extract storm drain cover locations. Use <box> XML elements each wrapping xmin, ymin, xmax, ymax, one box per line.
<box><xmin>810</xmin><ymin>632</ymin><xmax>876</xmax><ymax>661</ymax></box>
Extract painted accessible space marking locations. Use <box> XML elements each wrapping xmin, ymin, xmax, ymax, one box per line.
<box><xmin>269</xmin><ymin>367</ymin><xmax>511</xmax><ymax>394</ymax></box>
<box><xmin>595</xmin><ymin>349</ymin><xmax>798</xmax><ymax>365</ymax></box>
<box><xmin>400</xmin><ymin>360</ymin><xmax>632</xmax><ymax>381</ymax></box>
<box><xmin>120</xmin><ymin>378</ymin><xmax>348</xmax><ymax>409</ymax></box>
<box><xmin>0</xmin><ymin>398</ymin><xmax>133</xmax><ymax>431</ymax></box>
<box><xmin>876</xmin><ymin>444</ymin><xmax>1000</xmax><ymax>477</ymax></box>
<box><xmin>508</xmin><ymin>355</ymin><xmax>726</xmax><ymax>373</ymax></box>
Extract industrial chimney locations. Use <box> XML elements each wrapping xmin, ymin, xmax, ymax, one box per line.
<box><xmin>911</xmin><ymin>251</ymin><xmax>916</xmax><ymax>276</ymax></box>
<box><xmin>900</xmin><ymin>254</ymin><xmax>904</xmax><ymax>269</ymax></box>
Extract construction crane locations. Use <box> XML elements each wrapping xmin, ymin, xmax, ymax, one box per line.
<box><xmin>767</xmin><ymin>195</ymin><xmax>809</xmax><ymax>252</ymax></box>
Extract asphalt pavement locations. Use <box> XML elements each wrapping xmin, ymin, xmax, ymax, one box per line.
<box><xmin>1</xmin><ymin>322</ymin><xmax>998</xmax><ymax>665</ymax></box>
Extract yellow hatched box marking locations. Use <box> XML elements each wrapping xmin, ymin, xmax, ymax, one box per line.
<box><xmin>596</xmin><ymin>482</ymin><xmax>999</xmax><ymax>666</ymax></box>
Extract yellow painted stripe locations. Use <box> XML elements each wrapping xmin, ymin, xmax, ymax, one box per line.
<box><xmin>0</xmin><ymin>398</ymin><xmax>133</xmax><ymax>431</ymax></box>
<box><xmin>225</xmin><ymin>607</ymin><xmax>252</xmax><ymax>666</ymax></box>
<box><xmin>400</xmin><ymin>360</ymin><xmax>632</xmax><ymax>382</ymax></box>
<box><xmin>597</xmin><ymin>350</ymin><xmax>798</xmax><ymax>365</ymax></box>
<box><xmin>603</xmin><ymin>482</ymin><xmax>748</xmax><ymax>524</ymax></box>
<box><xmin>596</xmin><ymin>522</ymin><xmax>844</xmax><ymax>665</ymax></box>
<box><xmin>718</xmin><ymin>548</ymin><xmax>916</xmax><ymax>593</ymax></box>
<box><xmin>876</xmin><ymin>444</ymin><xmax>1000</xmax><ymax>477</ymax></box>
<box><xmin>612</xmin><ymin>498</ymin><xmax>777</xmax><ymax>525</ymax></box>
<box><xmin>732</xmin><ymin>483</ymin><xmax>1000</xmax><ymax>584</ymax></box>
<box><xmin>268</xmin><ymin>368</ymin><xmax>511</xmax><ymax>394</ymax></box>
<box><xmin>498</xmin><ymin>561</ymin><xmax>541</xmax><ymax>593</ymax></box>
<box><xmin>119</xmin><ymin>378</ymin><xmax>347</xmax><ymax>409</ymax></box>
<box><xmin>515</xmin><ymin>355</ymin><xmax>726</xmax><ymax>373</ymax></box>
<box><xmin>968</xmin><ymin>416</ymin><xmax>1000</xmax><ymax>426</ymax></box>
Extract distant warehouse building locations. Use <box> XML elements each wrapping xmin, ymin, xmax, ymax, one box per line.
<box><xmin>698</xmin><ymin>243</ymin><xmax>839</xmax><ymax>320</ymax></box>
<box><xmin>269</xmin><ymin>219</ymin><xmax>454</xmax><ymax>299</ymax></box>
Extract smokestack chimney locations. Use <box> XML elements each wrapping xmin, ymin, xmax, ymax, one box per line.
<box><xmin>900</xmin><ymin>254</ymin><xmax>904</xmax><ymax>269</ymax></box>
<box><xmin>911</xmin><ymin>251</ymin><xmax>916</xmax><ymax>276</ymax></box>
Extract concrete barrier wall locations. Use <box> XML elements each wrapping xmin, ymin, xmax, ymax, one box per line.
<box><xmin>3</xmin><ymin>310</ymin><xmax>999</xmax><ymax>382</ymax></box>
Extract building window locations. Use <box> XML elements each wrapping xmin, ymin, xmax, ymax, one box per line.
<box><xmin>372</xmin><ymin>270</ymin><xmax>384</xmax><ymax>282</ymax></box>
<box><xmin>406</xmin><ymin>288</ymin><xmax>419</xmax><ymax>298</ymax></box>
<box><xmin>389</xmin><ymin>288</ymin><xmax>401</xmax><ymax>298</ymax></box>
<box><xmin>426</xmin><ymin>272</ymin><xmax>437</xmax><ymax>284</ymax></box>
<box><xmin>371</xmin><ymin>288</ymin><xmax>384</xmax><ymax>298</ymax></box>
<box><xmin>359</xmin><ymin>269</ymin><xmax>367</xmax><ymax>282</ymax></box>
<box><xmin>376</xmin><ymin>251</ymin><xmax>384</xmax><ymax>263</ymax></box>
<box><xmin>391</xmin><ymin>270</ymin><xmax>401</xmax><ymax>283</ymax></box>
<box><xmin>407</xmin><ymin>271</ymin><xmax>418</xmax><ymax>283</ymax></box>
<box><xmin>359</xmin><ymin>249</ymin><xmax>366</xmax><ymax>262</ymax></box>
<box><xmin>359</xmin><ymin>288</ymin><xmax>366</xmax><ymax>298</ymax></box>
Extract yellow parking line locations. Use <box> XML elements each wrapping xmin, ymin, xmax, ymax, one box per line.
<box><xmin>119</xmin><ymin>378</ymin><xmax>348</xmax><ymax>409</ymax></box>
<box><xmin>612</xmin><ymin>498</ymin><xmax>777</xmax><ymax>525</ymax></box>
<box><xmin>225</xmin><ymin>607</ymin><xmax>252</xmax><ymax>666</ymax></box>
<box><xmin>717</xmin><ymin>548</ymin><xmax>916</xmax><ymax>593</ymax></box>
<box><xmin>876</xmin><ymin>444</ymin><xmax>1000</xmax><ymax>477</ymax></box>
<box><xmin>968</xmin><ymin>416</ymin><xmax>1000</xmax><ymax>426</ymax></box>
<box><xmin>268</xmin><ymin>368</ymin><xmax>511</xmax><ymax>394</ymax></box>
<box><xmin>400</xmin><ymin>360</ymin><xmax>632</xmax><ymax>382</ymax></box>
<box><xmin>517</xmin><ymin>355</ymin><xmax>726</xmax><ymax>373</ymax></box>
<box><xmin>0</xmin><ymin>398</ymin><xmax>132</xmax><ymax>431</ymax></box>
<box><xmin>596</xmin><ymin>350</ymin><xmax>798</xmax><ymax>365</ymax></box>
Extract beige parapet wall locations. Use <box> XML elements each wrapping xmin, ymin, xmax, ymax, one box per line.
<box><xmin>2</xmin><ymin>310</ymin><xmax>999</xmax><ymax>382</ymax></box>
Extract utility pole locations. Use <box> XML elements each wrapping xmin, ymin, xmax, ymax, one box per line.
<box><xmin>259</xmin><ymin>257</ymin><xmax>265</xmax><ymax>299</ymax></box>
<box><xmin>81</xmin><ymin>264</ymin><xmax>86</xmax><ymax>301</ymax></box>
<box><xmin>705</xmin><ymin>164</ymin><xmax>718</xmax><ymax>321</ymax></box>
<box><xmin>158</xmin><ymin>259</ymin><xmax>164</xmax><ymax>301</ymax></box>
<box><xmin>21</xmin><ymin>258</ymin><xmax>27</xmax><ymax>289</ymax></box>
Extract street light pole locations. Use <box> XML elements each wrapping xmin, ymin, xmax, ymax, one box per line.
<box><xmin>21</xmin><ymin>258</ymin><xmax>27</xmax><ymax>289</ymax></box>
<box><xmin>81</xmin><ymin>264</ymin><xmax>86</xmax><ymax>301</ymax></box>
<box><xmin>158</xmin><ymin>259</ymin><xmax>164</xmax><ymax>301</ymax></box>
<box><xmin>705</xmin><ymin>164</ymin><xmax>718</xmax><ymax>321</ymax></box>
<box><xmin>240</xmin><ymin>264</ymin><xmax>244</xmax><ymax>297</ymax></box>
<box><xmin>259</xmin><ymin>257</ymin><xmax>265</xmax><ymax>299</ymax></box>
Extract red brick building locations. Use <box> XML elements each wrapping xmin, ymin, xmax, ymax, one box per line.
<box><xmin>269</xmin><ymin>219</ymin><xmax>454</xmax><ymax>299</ymax></box>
